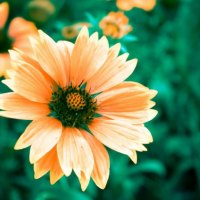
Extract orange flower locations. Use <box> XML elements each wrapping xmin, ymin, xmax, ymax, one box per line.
<box><xmin>99</xmin><ymin>12</ymin><xmax>132</xmax><ymax>39</ymax></box>
<box><xmin>62</xmin><ymin>22</ymin><xmax>91</xmax><ymax>39</ymax></box>
<box><xmin>0</xmin><ymin>27</ymin><xmax>157</xmax><ymax>190</ymax></box>
<box><xmin>117</xmin><ymin>0</ymin><xmax>156</xmax><ymax>11</ymax></box>
<box><xmin>0</xmin><ymin>2</ymin><xmax>37</xmax><ymax>77</ymax></box>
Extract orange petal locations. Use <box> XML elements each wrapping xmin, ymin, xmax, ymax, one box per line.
<box><xmin>0</xmin><ymin>92</ymin><xmax>50</xmax><ymax>120</ymax></box>
<box><xmin>8</xmin><ymin>17</ymin><xmax>37</xmax><ymax>39</ymax></box>
<box><xmin>89</xmin><ymin>118</ymin><xmax>151</xmax><ymax>158</ymax></box>
<box><xmin>96</xmin><ymin>82</ymin><xmax>157</xmax><ymax>123</ymax></box>
<box><xmin>57</xmin><ymin>128</ymin><xmax>94</xmax><ymax>190</ymax></box>
<box><xmin>132</xmin><ymin>0</ymin><xmax>156</xmax><ymax>11</ymax></box>
<box><xmin>34</xmin><ymin>146</ymin><xmax>64</xmax><ymax>184</ymax></box>
<box><xmin>0</xmin><ymin>53</ymin><xmax>11</xmax><ymax>77</ymax></box>
<box><xmin>81</xmin><ymin>130</ymin><xmax>110</xmax><ymax>189</ymax></box>
<box><xmin>56</xmin><ymin>41</ymin><xmax>71</xmax><ymax>85</ymax></box>
<box><xmin>100</xmin><ymin>109</ymin><xmax>158</xmax><ymax>124</ymax></box>
<box><xmin>86</xmin><ymin>50</ymin><xmax>137</xmax><ymax>93</ymax></box>
<box><xmin>29</xmin><ymin>30</ymin><xmax>69</xmax><ymax>87</ymax></box>
<box><xmin>116</xmin><ymin>0</ymin><xmax>133</xmax><ymax>11</ymax></box>
<box><xmin>34</xmin><ymin>147</ymin><xmax>56</xmax><ymax>179</ymax></box>
<box><xmin>3</xmin><ymin>51</ymin><xmax>53</xmax><ymax>103</ymax></box>
<box><xmin>0</xmin><ymin>2</ymin><xmax>9</xmax><ymax>28</ymax></box>
<box><xmin>14</xmin><ymin>117</ymin><xmax>62</xmax><ymax>163</ymax></box>
<box><xmin>70</xmin><ymin>27</ymin><xmax>109</xmax><ymax>85</ymax></box>
<box><xmin>50</xmin><ymin>156</ymin><xmax>64</xmax><ymax>184</ymax></box>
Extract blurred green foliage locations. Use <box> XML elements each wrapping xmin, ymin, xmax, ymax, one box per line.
<box><xmin>0</xmin><ymin>0</ymin><xmax>200</xmax><ymax>199</ymax></box>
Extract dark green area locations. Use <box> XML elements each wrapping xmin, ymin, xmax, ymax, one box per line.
<box><xmin>48</xmin><ymin>85</ymin><xmax>97</xmax><ymax>128</ymax></box>
<box><xmin>0</xmin><ymin>0</ymin><xmax>200</xmax><ymax>199</ymax></box>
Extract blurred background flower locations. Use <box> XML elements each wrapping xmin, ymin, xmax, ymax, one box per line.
<box><xmin>117</xmin><ymin>0</ymin><xmax>156</xmax><ymax>11</ymax></box>
<box><xmin>0</xmin><ymin>2</ymin><xmax>37</xmax><ymax>77</ymax></box>
<box><xmin>0</xmin><ymin>0</ymin><xmax>200</xmax><ymax>199</ymax></box>
<box><xmin>99</xmin><ymin>11</ymin><xmax>132</xmax><ymax>39</ymax></box>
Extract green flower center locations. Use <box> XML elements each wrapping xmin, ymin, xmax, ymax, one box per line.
<box><xmin>48</xmin><ymin>85</ymin><xmax>98</xmax><ymax>128</ymax></box>
<box><xmin>0</xmin><ymin>29</ymin><xmax>13</xmax><ymax>53</ymax></box>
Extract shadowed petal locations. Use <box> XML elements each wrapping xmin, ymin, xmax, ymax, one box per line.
<box><xmin>82</xmin><ymin>130</ymin><xmax>110</xmax><ymax>189</ymax></box>
<box><xmin>57</xmin><ymin>127</ymin><xmax>94</xmax><ymax>191</ymax></box>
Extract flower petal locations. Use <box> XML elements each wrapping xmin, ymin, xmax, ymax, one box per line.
<box><xmin>0</xmin><ymin>2</ymin><xmax>9</xmax><ymax>29</ymax></box>
<box><xmin>0</xmin><ymin>53</ymin><xmax>11</xmax><ymax>77</ymax></box>
<box><xmin>30</xmin><ymin>30</ymin><xmax>70</xmax><ymax>87</ymax></box>
<box><xmin>14</xmin><ymin>117</ymin><xmax>62</xmax><ymax>164</ymax></box>
<box><xmin>82</xmin><ymin>130</ymin><xmax>110</xmax><ymax>189</ymax></box>
<box><xmin>57</xmin><ymin>128</ymin><xmax>94</xmax><ymax>191</ymax></box>
<box><xmin>70</xmin><ymin>27</ymin><xmax>109</xmax><ymax>85</ymax></box>
<box><xmin>86</xmin><ymin>48</ymin><xmax>137</xmax><ymax>93</ymax></box>
<box><xmin>96</xmin><ymin>82</ymin><xmax>157</xmax><ymax>123</ymax></box>
<box><xmin>8</xmin><ymin>17</ymin><xmax>37</xmax><ymax>39</ymax></box>
<box><xmin>56</xmin><ymin>41</ymin><xmax>71</xmax><ymax>85</ymax></box>
<box><xmin>89</xmin><ymin>118</ymin><xmax>151</xmax><ymax>158</ymax></box>
<box><xmin>34</xmin><ymin>147</ymin><xmax>63</xmax><ymax>184</ymax></box>
<box><xmin>0</xmin><ymin>92</ymin><xmax>50</xmax><ymax>120</ymax></box>
<box><xmin>3</xmin><ymin>50</ymin><xmax>53</xmax><ymax>103</ymax></box>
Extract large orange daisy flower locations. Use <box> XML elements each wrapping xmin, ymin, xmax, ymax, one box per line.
<box><xmin>0</xmin><ymin>27</ymin><xmax>157</xmax><ymax>190</ymax></box>
<box><xmin>0</xmin><ymin>2</ymin><xmax>37</xmax><ymax>77</ymax></box>
<box><xmin>99</xmin><ymin>12</ymin><xmax>132</xmax><ymax>39</ymax></box>
<box><xmin>116</xmin><ymin>0</ymin><xmax>156</xmax><ymax>11</ymax></box>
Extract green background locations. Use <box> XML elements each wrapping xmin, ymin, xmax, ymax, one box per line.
<box><xmin>0</xmin><ymin>0</ymin><xmax>200</xmax><ymax>199</ymax></box>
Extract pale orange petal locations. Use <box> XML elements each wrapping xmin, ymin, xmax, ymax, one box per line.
<box><xmin>0</xmin><ymin>53</ymin><xmax>11</xmax><ymax>77</ymax></box>
<box><xmin>56</xmin><ymin>41</ymin><xmax>71</xmax><ymax>85</ymax></box>
<box><xmin>57</xmin><ymin>128</ymin><xmax>94</xmax><ymax>190</ymax></box>
<box><xmin>100</xmin><ymin>109</ymin><xmax>158</xmax><ymax>124</ymax></box>
<box><xmin>70</xmin><ymin>27</ymin><xmax>109</xmax><ymax>85</ymax></box>
<box><xmin>34</xmin><ymin>146</ymin><xmax>64</xmax><ymax>184</ymax></box>
<box><xmin>96</xmin><ymin>82</ymin><xmax>157</xmax><ymax>123</ymax></box>
<box><xmin>0</xmin><ymin>92</ymin><xmax>50</xmax><ymax>120</ymax></box>
<box><xmin>86</xmin><ymin>51</ymin><xmax>137</xmax><ymax>94</ymax></box>
<box><xmin>133</xmin><ymin>0</ymin><xmax>156</xmax><ymax>11</ymax></box>
<box><xmin>30</xmin><ymin>30</ymin><xmax>68</xmax><ymax>87</ymax></box>
<box><xmin>89</xmin><ymin>118</ymin><xmax>151</xmax><ymax>158</ymax></box>
<box><xmin>14</xmin><ymin>117</ymin><xmax>62</xmax><ymax>163</ymax></box>
<box><xmin>8</xmin><ymin>17</ymin><xmax>37</xmax><ymax>39</ymax></box>
<box><xmin>3</xmin><ymin>50</ymin><xmax>53</xmax><ymax>103</ymax></box>
<box><xmin>82</xmin><ymin>130</ymin><xmax>110</xmax><ymax>189</ymax></box>
<box><xmin>0</xmin><ymin>2</ymin><xmax>9</xmax><ymax>28</ymax></box>
<box><xmin>116</xmin><ymin>0</ymin><xmax>133</xmax><ymax>11</ymax></box>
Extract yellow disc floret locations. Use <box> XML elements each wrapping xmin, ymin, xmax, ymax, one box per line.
<box><xmin>66</xmin><ymin>92</ymin><xmax>86</xmax><ymax>110</ymax></box>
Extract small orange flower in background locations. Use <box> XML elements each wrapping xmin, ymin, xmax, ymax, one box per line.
<box><xmin>0</xmin><ymin>27</ymin><xmax>157</xmax><ymax>191</ymax></box>
<box><xmin>117</xmin><ymin>0</ymin><xmax>156</xmax><ymax>11</ymax></box>
<box><xmin>99</xmin><ymin>11</ymin><xmax>132</xmax><ymax>39</ymax></box>
<box><xmin>0</xmin><ymin>2</ymin><xmax>37</xmax><ymax>77</ymax></box>
<box><xmin>62</xmin><ymin>22</ymin><xmax>91</xmax><ymax>39</ymax></box>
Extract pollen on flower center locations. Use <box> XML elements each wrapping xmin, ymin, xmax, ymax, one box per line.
<box><xmin>48</xmin><ymin>85</ymin><xmax>97</xmax><ymax>128</ymax></box>
<box><xmin>66</xmin><ymin>92</ymin><xmax>86</xmax><ymax>110</ymax></box>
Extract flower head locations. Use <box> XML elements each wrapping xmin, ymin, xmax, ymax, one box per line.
<box><xmin>99</xmin><ymin>12</ymin><xmax>132</xmax><ymax>39</ymax></box>
<box><xmin>0</xmin><ymin>2</ymin><xmax>37</xmax><ymax>77</ymax></box>
<box><xmin>0</xmin><ymin>27</ymin><xmax>157</xmax><ymax>191</ymax></box>
<box><xmin>116</xmin><ymin>0</ymin><xmax>156</xmax><ymax>11</ymax></box>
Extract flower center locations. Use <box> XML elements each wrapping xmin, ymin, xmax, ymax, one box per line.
<box><xmin>48</xmin><ymin>85</ymin><xmax>97</xmax><ymax>128</ymax></box>
<box><xmin>0</xmin><ymin>29</ymin><xmax>13</xmax><ymax>53</ymax></box>
<box><xmin>66</xmin><ymin>92</ymin><xmax>86</xmax><ymax>110</ymax></box>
